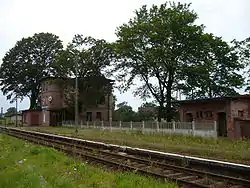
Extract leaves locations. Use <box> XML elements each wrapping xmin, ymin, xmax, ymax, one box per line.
<box><xmin>180</xmin><ymin>34</ymin><xmax>244</xmax><ymax>99</ymax></box>
<box><xmin>114</xmin><ymin>1</ymin><xmax>205</xmax><ymax>121</ymax></box>
<box><xmin>0</xmin><ymin>33</ymin><xmax>63</xmax><ymax>109</ymax></box>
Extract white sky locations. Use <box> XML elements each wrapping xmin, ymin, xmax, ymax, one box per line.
<box><xmin>0</xmin><ymin>0</ymin><xmax>249</xmax><ymax>112</ymax></box>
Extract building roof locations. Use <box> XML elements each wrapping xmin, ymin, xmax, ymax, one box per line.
<box><xmin>22</xmin><ymin>109</ymin><xmax>42</xmax><ymax>113</ymax></box>
<box><xmin>5</xmin><ymin>112</ymin><xmax>22</xmax><ymax>117</ymax></box>
<box><xmin>39</xmin><ymin>75</ymin><xmax>115</xmax><ymax>84</ymax></box>
<box><xmin>176</xmin><ymin>94</ymin><xmax>250</xmax><ymax>104</ymax></box>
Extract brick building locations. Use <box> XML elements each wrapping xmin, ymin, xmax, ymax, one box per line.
<box><xmin>178</xmin><ymin>95</ymin><xmax>250</xmax><ymax>139</ymax></box>
<box><xmin>23</xmin><ymin>76</ymin><xmax>114</xmax><ymax>126</ymax></box>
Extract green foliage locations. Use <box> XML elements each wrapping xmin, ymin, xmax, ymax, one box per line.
<box><xmin>114</xmin><ymin>101</ymin><xmax>157</xmax><ymax>121</ymax></box>
<box><xmin>113</xmin><ymin>102</ymin><xmax>136</xmax><ymax>121</ymax></box>
<box><xmin>53</xmin><ymin>35</ymin><xmax>115</xmax><ymax>78</ymax></box>
<box><xmin>113</xmin><ymin>2</ymin><xmax>207</xmax><ymax>121</ymax></box>
<box><xmin>0</xmin><ymin>33</ymin><xmax>63</xmax><ymax>109</ymax></box>
<box><xmin>113</xmin><ymin>1</ymin><xmax>245</xmax><ymax>121</ymax></box>
<box><xmin>0</xmin><ymin>134</ymin><xmax>176</xmax><ymax>188</ymax></box>
<box><xmin>137</xmin><ymin>102</ymin><xmax>157</xmax><ymax>121</ymax></box>
<box><xmin>179</xmin><ymin>34</ymin><xmax>245</xmax><ymax>99</ymax></box>
<box><xmin>233</xmin><ymin>37</ymin><xmax>250</xmax><ymax>91</ymax></box>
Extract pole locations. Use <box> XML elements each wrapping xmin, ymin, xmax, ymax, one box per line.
<box><xmin>75</xmin><ymin>66</ymin><xmax>78</xmax><ymax>133</ymax></box>
<box><xmin>15</xmin><ymin>96</ymin><xmax>18</xmax><ymax>127</ymax></box>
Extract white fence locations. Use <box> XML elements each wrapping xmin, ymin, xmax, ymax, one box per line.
<box><xmin>61</xmin><ymin>120</ymin><xmax>217</xmax><ymax>138</ymax></box>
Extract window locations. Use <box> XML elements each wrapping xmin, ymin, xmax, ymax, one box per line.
<box><xmin>196</xmin><ymin>111</ymin><xmax>199</xmax><ymax>118</ymax></box>
<box><xmin>238</xmin><ymin>110</ymin><xmax>244</xmax><ymax>117</ymax></box>
<box><xmin>97</xmin><ymin>96</ymin><xmax>105</xmax><ymax>105</ymax></box>
<box><xmin>96</xmin><ymin>112</ymin><xmax>102</xmax><ymax>120</ymax></box>
<box><xmin>200</xmin><ymin>111</ymin><xmax>203</xmax><ymax>118</ymax></box>
<box><xmin>210</xmin><ymin>112</ymin><xmax>213</xmax><ymax>118</ymax></box>
<box><xmin>205</xmin><ymin>111</ymin><xmax>213</xmax><ymax>118</ymax></box>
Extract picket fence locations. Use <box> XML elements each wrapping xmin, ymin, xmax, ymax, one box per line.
<box><xmin>61</xmin><ymin>120</ymin><xmax>217</xmax><ymax>138</ymax></box>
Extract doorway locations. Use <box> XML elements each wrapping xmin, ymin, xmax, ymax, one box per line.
<box><xmin>96</xmin><ymin>112</ymin><xmax>102</xmax><ymax>121</ymax></box>
<box><xmin>185</xmin><ymin>113</ymin><xmax>193</xmax><ymax>122</ymax></box>
<box><xmin>86</xmin><ymin>112</ymin><xmax>92</xmax><ymax>121</ymax></box>
<box><xmin>217</xmin><ymin>112</ymin><xmax>227</xmax><ymax>137</ymax></box>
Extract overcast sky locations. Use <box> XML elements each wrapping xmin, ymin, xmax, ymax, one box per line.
<box><xmin>0</xmin><ymin>0</ymin><xmax>249</xmax><ymax>112</ymax></box>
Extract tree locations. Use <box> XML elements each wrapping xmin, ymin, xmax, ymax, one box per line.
<box><xmin>53</xmin><ymin>35</ymin><xmax>115</xmax><ymax>78</ymax></box>
<box><xmin>113</xmin><ymin>2</ymin><xmax>206</xmax><ymax>121</ymax></box>
<box><xmin>113</xmin><ymin>102</ymin><xmax>136</xmax><ymax>121</ymax></box>
<box><xmin>232</xmin><ymin>37</ymin><xmax>250</xmax><ymax>91</ymax></box>
<box><xmin>137</xmin><ymin>102</ymin><xmax>157</xmax><ymax>121</ymax></box>
<box><xmin>52</xmin><ymin>35</ymin><xmax>115</xmax><ymax>112</ymax></box>
<box><xmin>0</xmin><ymin>33</ymin><xmax>63</xmax><ymax>109</ymax></box>
<box><xmin>179</xmin><ymin>34</ymin><xmax>245</xmax><ymax>99</ymax></box>
<box><xmin>5</xmin><ymin>107</ymin><xmax>16</xmax><ymax>117</ymax></box>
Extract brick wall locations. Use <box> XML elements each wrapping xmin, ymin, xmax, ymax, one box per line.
<box><xmin>22</xmin><ymin>110</ymin><xmax>42</xmax><ymax>126</ymax></box>
<box><xmin>179</xmin><ymin>100</ymin><xmax>227</xmax><ymax>122</ymax></box>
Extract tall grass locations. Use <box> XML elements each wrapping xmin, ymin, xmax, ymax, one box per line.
<box><xmin>0</xmin><ymin>134</ymin><xmax>176</xmax><ymax>188</ymax></box>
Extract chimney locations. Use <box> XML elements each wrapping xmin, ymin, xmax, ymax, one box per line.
<box><xmin>1</xmin><ymin>107</ymin><xmax>3</xmax><ymax>115</ymax></box>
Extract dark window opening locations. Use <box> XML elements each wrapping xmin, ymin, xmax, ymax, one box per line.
<box><xmin>238</xmin><ymin>110</ymin><xmax>244</xmax><ymax>117</ymax></box>
<box><xmin>97</xmin><ymin>96</ymin><xmax>105</xmax><ymax>105</ymax></box>
<box><xmin>96</xmin><ymin>112</ymin><xmax>102</xmax><ymax>120</ymax></box>
<box><xmin>200</xmin><ymin>111</ymin><xmax>203</xmax><ymax>118</ymax></box>
<box><xmin>196</xmin><ymin>111</ymin><xmax>199</xmax><ymax>118</ymax></box>
<box><xmin>185</xmin><ymin>113</ymin><xmax>193</xmax><ymax>122</ymax></box>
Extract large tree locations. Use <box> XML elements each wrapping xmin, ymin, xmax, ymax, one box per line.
<box><xmin>113</xmin><ymin>2</ymin><xmax>206</xmax><ymax>121</ymax></box>
<box><xmin>0</xmin><ymin>33</ymin><xmax>63</xmax><ymax>108</ymax></box>
<box><xmin>179</xmin><ymin>34</ymin><xmax>245</xmax><ymax>99</ymax></box>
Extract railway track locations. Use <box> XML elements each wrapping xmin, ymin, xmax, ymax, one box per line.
<box><xmin>1</xmin><ymin>126</ymin><xmax>250</xmax><ymax>188</ymax></box>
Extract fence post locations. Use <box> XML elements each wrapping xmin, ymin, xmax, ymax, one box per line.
<box><xmin>156</xmin><ymin>121</ymin><xmax>159</xmax><ymax>132</ymax></box>
<box><xmin>192</xmin><ymin>121</ymin><xmax>195</xmax><ymax>136</ymax></box>
<box><xmin>101</xmin><ymin>120</ymin><xmax>104</xmax><ymax>130</ymax></box>
<box><xmin>87</xmin><ymin>121</ymin><xmax>89</xmax><ymax>128</ymax></box>
<box><xmin>130</xmin><ymin>121</ymin><xmax>133</xmax><ymax>130</ymax></box>
<box><xmin>214</xmin><ymin>121</ymin><xmax>217</xmax><ymax>137</ymax></box>
<box><xmin>172</xmin><ymin>121</ymin><xmax>176</xmax><ymax>133</ymax></box>
<box><xmin>109</xmin><ymin>120</ymin><xmax>112</xmax><ymax>131</ymax></box>
<box><xmin>93</xmin><ymin>121</ymin><xmax>96</xmax><ymax>128</ymax></box>
<box><xmin>80</xmin><ymin>120</ymin><xmax>83</xmax><ymax>128</ymax></box>
<box><xmin>142</xmin><ymin>121</ymin><xmax>145</xmax><ymax>133</ymax></box>
<box><xmin>119</xmin><ymin>121</ymin><xmax>122</xmax><ymax>130</ymax></box>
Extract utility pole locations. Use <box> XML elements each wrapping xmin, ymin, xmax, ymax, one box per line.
<box><xmin>15</xmin><ymin>96</ymin><xmax>18</xmax><ymax>127</ymax></box>
<box><xmin>75</xmin><ymin>66</ymin><xmax>78</xmax><ymax>133</ymax></box>
<box><xmin>69</xmin><ymin>50</ymin><xmax>79</xmax><ymax>134</ymax></box>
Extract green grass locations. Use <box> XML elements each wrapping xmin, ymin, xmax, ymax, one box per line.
<box><xmin>0</xmin><ymin>133</ymin><xmax>177</xmax><ymax>188</ymax></box>
<box><xmin>22</xmin><ymin>126</ymin><xmax>250</xmax><ymax>164</ymax></box>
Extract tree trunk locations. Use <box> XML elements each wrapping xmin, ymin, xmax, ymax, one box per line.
<box><xmin>157</xmin><ymin>103</ymin><xmax>164</xmax><ymax>122</ymax></box>
<box><xmin>166</xmin><ymin>70</ymin><xmax>174</xmax><ymax>122</ymax></box>
<box><xmin>29</xmin><ymin>91</ymin><xmax>37</xmax><ymax>109</ymax></box>
<box><xmin>166</xmin><ymin>89</ymin><xmax>172</xmax><ymax>122</ymax></box>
